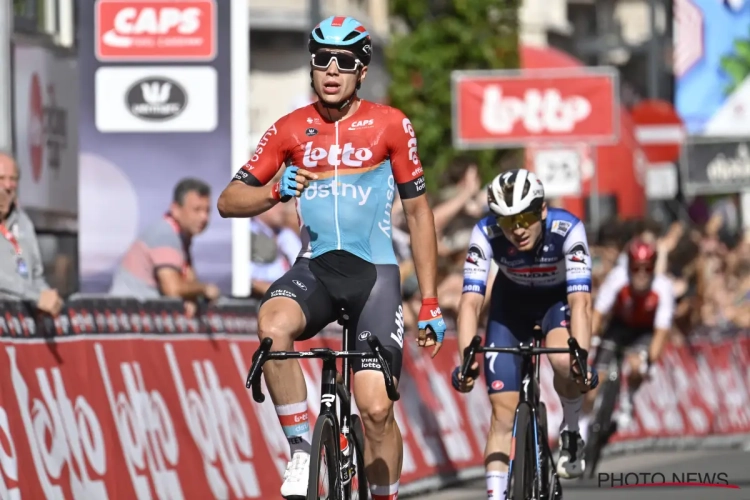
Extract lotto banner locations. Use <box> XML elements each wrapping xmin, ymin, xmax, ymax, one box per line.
<box><xmin>2</xmin><ymin>331</ymin><xmax>750</xmax><ymax>498</ymax></box>
<box><xmin>0</xmin><ymin>333</ymin><xmax>491</xmax><ymax>499</ymax></box>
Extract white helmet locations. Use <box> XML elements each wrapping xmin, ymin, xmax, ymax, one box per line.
<box><xmin>488</xmin><ymin>169</ymin><xmax>545</xmax><ymax>217</ymax></box>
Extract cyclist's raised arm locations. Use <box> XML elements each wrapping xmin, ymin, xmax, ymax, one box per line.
<box><xmin>591</xmin><ymin>265</ymin><xmax>627</xmax><ymax>335</ymax></box>
<box><xmin>650</xmin><ymin>275</ymin><xmax>676</xmax><ymax>363</ymax></box>
<box><xmin>457</xmin><ymin>222</ymin><xmax>494</xmax><ymax>355</ymax></box>
<box><xmin>562</xmin><ymin>221</ymin><xmax>593</xmax><ymax>350</ymax></box>
<box><xmin>218</xmin><ymin>119</ymin><xmax>298</xmax><ymax>218</ymax></box>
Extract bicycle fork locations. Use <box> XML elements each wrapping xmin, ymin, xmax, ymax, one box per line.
<box><xmin>318</xmin><ymin>353</ymin><xmax>357</xmax><ymax>491</ymax></box>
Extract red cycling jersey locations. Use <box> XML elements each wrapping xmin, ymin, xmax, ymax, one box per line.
<box><xmin>234</xmin><ymin>100</ymin><xmax>424</xmax><ymax>196</ymax></box>
<box><xmin>233</xmin><ymin>99</ymin><xmax>426</xmax><ymax>264</ymax></box>
<box><xmin>594</xmin><ymin>265</ymin><xmax>675</xmax><ymax>330</ymax></box>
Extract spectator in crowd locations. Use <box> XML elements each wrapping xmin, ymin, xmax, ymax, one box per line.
<box><xmin>0</xmin><ymin>151</ymin><xmax>63</xmax><ymax>315</ymax></box>
<box><xmin>109</xmin><ymin>178</ymin><xmax>220</xmax><ymax>306</ymax></box>
<box><xmin>249</xmin><ymin>200</ymin><xmax>302</xmax><ymax>298</ymax></box>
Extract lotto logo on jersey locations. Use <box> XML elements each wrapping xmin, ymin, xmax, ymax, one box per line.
<box><xmin>302</xmin><ymin>142</ymin><xmax>374</xmax><ymax>168</ymax></box>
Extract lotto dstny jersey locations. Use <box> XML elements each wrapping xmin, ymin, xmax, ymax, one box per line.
<box><xmin>233</xmin><ymin>100</ymin><xmax>426</xmax><ymax>265</ymax></box>
<box><xmin>462</xmin><ymin>208</ymin><xmax>592</xmax><ymax>312</ymax></box>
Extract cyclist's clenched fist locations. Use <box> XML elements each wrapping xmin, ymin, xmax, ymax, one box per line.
<box><xmin>271</xmin><ymin>166</ymin><xmax>318</xmax><ymax>202</ymax></box>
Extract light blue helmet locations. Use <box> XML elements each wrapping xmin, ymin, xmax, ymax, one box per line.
<box><xmin>309</xmin><ymin>16</ymin><xmax>372</xmax><ymax>66</ymax></box>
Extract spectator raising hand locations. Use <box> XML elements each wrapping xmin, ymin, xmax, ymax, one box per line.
<box><xmin>433</xmin><ymin>164</ymin><xmax>482</xmax><ymax>237</ymax></box>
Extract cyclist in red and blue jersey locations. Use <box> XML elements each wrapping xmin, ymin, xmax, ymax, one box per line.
<box><xmin>218</xmin><ymin>16</ymin><xmax>445</xmax><ymax>500</ymax></box>
<box><xmin>452</xmin><ymin>169</ymin><xmax>598</xmax><ymax>500</ymax></box>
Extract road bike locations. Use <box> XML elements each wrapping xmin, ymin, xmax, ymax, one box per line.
<box><xmin>461</xmin><ymin>328</ymin><xmax>589</xmax><ymax>500</ymax></box>
<box><xmin>246</xmin><ymin>309</ymin><xmax>399</xmax><ymax>500</ymax></box>
<box><xmin>583</xmin><ymin>343</ymin><xmax>626</xmax><ymax>478</ymax></box>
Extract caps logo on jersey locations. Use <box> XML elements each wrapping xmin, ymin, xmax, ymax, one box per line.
<box><xmin>305</xmin><ymin>127</ymin><xmax>318</xmax><ymax>136</ymax></box>
<box><xmin>466</xmin><ymin>244</ymin><xmax>486</xmax><ymax>265</ymax></box>
<box><xmin>348</xmin><ymin>119</ymin><xmax>374</xmax><ymax>130</ymax></box>
<box><xmin>567</xmin><ymin>243</ymin><xmax>589</xmax><ymax>264</ymax></box>
<box><xmin>551</xmin><ymin>220</ymin><xmax>572</xmax><ymax>236</ymax></box>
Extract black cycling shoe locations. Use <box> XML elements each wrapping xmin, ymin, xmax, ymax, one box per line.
<box><xmin>556</xmin><ymin>430</ymin><xmax>586</xmax><ymax>479</ymax></box>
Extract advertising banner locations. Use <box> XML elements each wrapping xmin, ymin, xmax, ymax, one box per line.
<box><xmin>681</xmin><ymin>137</ymin><xmax>750</xmax><ymax>195</ymax></box>
<box><xmin>674</xmin><ymin>0</ymin><xmax>750</xmax><ymax>135</ymax></box>
<box><xmin>1</xmin><ymin>297</ymin><xmax>750</xmax><ymax>498</ymax></box>
<box><xmin>77</xmin><ymin>0</ymin><xmax>234</xmax><ymax>293</ymax></box>
<box><xmin>12</xmin><ymin>44</ymin><xmax>79</xmax><ymax>219</ymax></box>
<box><xmin>451</xmin><ymin>68</ymin><xmax>619</xmax><ymax>149</ymax></box>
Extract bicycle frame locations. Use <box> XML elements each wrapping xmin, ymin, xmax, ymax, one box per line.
<box><xmin>509</xmin><ymin>335</ymin><xmax>553</xmax><ymax>498</ymax></box>
<box><xmin>245</xmin><ymin>314</ymin><xmax>399</xmax><ymax>498</ymax></box>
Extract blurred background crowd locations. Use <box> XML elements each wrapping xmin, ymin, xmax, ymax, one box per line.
<box><xmin>251</xmin><ymin>163</ymin><xmax>750</xmax><ymax>342</ymax></box>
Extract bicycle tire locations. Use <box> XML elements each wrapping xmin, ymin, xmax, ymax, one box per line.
<box><xmin>345</xmin><ymin>414</ymin><xmax>369</xmax><ymax>500</ymax></box>
<box><xmin>585</xmin><ymin>377</ymin><xmax>619</xmax><ymax>478</ymax></box>
<box><xmin>537</xmin><ymin>403</ymin><xmax>551</xmax><ymax>497</ymax></box>
<box><xmin>510</xmin><ymin>403</ymin><xmax>535</xmax><ymax>500</ymax></box>
<box><xmin>307</xmin><ymin>414</ymin><xmax>340</xmax><ymax>500</ymax></box>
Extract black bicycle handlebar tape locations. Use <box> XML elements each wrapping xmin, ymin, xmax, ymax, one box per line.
<box><xmin>246</xmin><ymin>338</ymin><xmax>273</xmax><ymax>403</ymax></box>
<box><xmin>460</xmin><ymin>335</ymin><xmax>483</xmax><ymax>380</ymax></box>
<box><xmin>366</xmin><ymin>336</ymin><xmax>401</xmax><ymax>401</ymax></box>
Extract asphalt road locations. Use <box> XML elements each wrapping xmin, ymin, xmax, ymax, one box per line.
<box><xmin>420</xmin><ymin>447</ymin><xmax>750</xmax><ymax>500</ymax></box>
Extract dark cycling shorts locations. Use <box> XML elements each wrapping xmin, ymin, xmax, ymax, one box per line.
<box><xmin>593</xmin><ymin>320</ymin><xmax>651</xmax><ymax>372</ymax></box>
<box><xmin>261</xmin><ymin>250</ymin><xmax>403</xmax><ymax>378</ymax></box>
<box><xmin>485</xmin><ymin>301</ymin><xmax>570</xmax><ymax>394</ymax></box>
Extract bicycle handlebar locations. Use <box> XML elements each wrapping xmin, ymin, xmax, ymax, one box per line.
<box><xmin>460</xmin><ymin>335</ymin><xmax>589</xmax><ymax>383</ymax></box>
<box><xmin>245</xmin><ymin>336</ymin><xmax>401</xmax><ymax>403</ymax></box>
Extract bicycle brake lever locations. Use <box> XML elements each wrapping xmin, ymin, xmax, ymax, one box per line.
<box><xmin>460</xmin><ymin>335</ymin><xmax>482</xmax><ymax>380</ymax></box>
<box><xmin>246</xmin><ymin>338</ymin><xmax>273</xmax><ymax>403</ymax></box>
<box><xmin>567</xmin><ymin>337</ymin><xmax>588</xmax><ymax>383</ymax></box>
<box><xmin>367</xmin><ymin>336</ymin><xmax>401</xmax><ymax>401</ymax></box>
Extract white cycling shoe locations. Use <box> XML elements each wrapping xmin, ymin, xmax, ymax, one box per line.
<box><xmin>556</xmin><ymin>430</ymin><xmax>586</xmax><ymax>479</ymax></box>
<box><xmin>281</xmin><ymin>451</ymin><xmax>310</xmax><ymax>499</ymax></box>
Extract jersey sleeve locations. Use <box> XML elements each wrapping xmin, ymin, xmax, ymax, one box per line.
<box><xmin>653</xmin><ymin>275</ymin><xmax>675</xmax><ymax>331</ymax></box>
<box><xmin>561</xmin><ymin>221</ymin><xmax>592</xmax><ymax>294</ymax></box>
<box><xmin>462</xmin><ymin>224</ymin><xmax>494</xmax><ymax>295</ymax></box>
<box><xmin>386</xmin><ymin>110</ymin><xmax>426</xmax><ymax>200</ymax></box>
<box><xmin>233</xmin><ymin>119</ymin><xmax>288</xmax><ymax>186</ymax></box>
<box><xmin>594</xmin><ymin>266</ymin><xmax>628</xmax><ymax>314</ymax></box>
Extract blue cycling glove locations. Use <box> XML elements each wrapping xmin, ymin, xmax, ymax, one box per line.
<box><xmin>272</xmin><ymin>166</ymin><xmax>299</xmax><ymax>202</ymax></box>
<box><xmin>417</xmin><ymin>298</ymin><xmax>446</xmax><ymax>344</ymax></box>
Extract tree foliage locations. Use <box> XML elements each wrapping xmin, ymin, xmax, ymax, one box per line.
<box><xmin>387</xmin><ymin>0</ymin><xmax>522</xmax><ymax>191</ymax></box>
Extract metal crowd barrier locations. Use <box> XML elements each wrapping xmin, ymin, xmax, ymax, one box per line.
<box><xmin>0</xmin><ymin>296</ymin><xmax>261</xmax><ymax>337</ymax></box>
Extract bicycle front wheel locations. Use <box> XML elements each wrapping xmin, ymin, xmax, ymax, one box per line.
<box><xmin>308</xmin><ymin>414</ymin><xmax>340</xmax><ymax>500</ymax></box>
<box><xmin>344</xmin><ymin>414</ymin><xmax>369</xmax><ymax>500</ymax></box>
<box><xmin>509</xmin><ymin>403</ymin><xmax>536</xmax><ymax>500</ymax></box>
<box><xmin>585</xmin><ymin>376</ymin><xmax>619</xmax><ymax>478</ymax></box>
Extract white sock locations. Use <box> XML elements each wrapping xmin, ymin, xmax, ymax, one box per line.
<box><xmin>370</xmin><ymin>481</ymin><xmax>399</xmax><ymax>500</ymax></box>
<box><xmin>275</xmin><ymin>402</ymin><xmax>311</xmax><ymax>456</ymax></box>
<box><xmin>559</xmin><ymin>395</ymin><xmax>583</xmax><ymax>433</ymax></box>
<box><xmin>486</xmin><ymin>471</ymin><xmax>508</xmax><ymax>500</ymax></box>
<box><xmin>579</xmin><ymin>414</ymin><xmax>590</xmax><ymax>443</ymax></box>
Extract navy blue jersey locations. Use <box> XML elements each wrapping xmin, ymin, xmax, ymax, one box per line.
<box><xmin>462</xmin><ymin>208</ymin><xmax>592</xmax><ymax>318</ymax></box>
